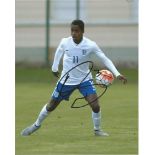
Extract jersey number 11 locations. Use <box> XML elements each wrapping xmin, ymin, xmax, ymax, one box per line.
<box><xmin>73</xmin><ymin>56</ymin><xmax>79</xmax><ymax>63</ymax></box>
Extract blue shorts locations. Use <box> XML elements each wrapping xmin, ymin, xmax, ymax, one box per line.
<box><xmin>51</xmin><ymin>80</ymin><xmax>96</xmax><ymax>102</ymax></box>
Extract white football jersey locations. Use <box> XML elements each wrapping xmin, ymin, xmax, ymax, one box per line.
<box><xmin>52</xmin><ymin>36</ymin><xmax>120</xmax><ymax>85</ymax></box>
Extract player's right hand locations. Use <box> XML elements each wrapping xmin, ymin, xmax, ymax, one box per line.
<box><xmin>52</xmin><ymin>71</ymin><xmax>59</xmax><ymax>78</ymax></box>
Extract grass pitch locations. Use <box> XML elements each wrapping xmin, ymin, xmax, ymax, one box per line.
<box><xmin>16</xmin><ymin>67</ymin><xmax>138</xmax><ymax>155</ymax></box>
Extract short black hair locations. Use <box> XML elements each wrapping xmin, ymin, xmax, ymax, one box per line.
<box><xmin>71</xmin><ymin>19</ymin><xmax>85</xmax><ymax>32</ymax></box>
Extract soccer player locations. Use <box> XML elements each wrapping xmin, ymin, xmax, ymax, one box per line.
<box><xmin>21</xmin><ymin>20</ymin><xmax>127</xmax><ymax>136</ymax></box>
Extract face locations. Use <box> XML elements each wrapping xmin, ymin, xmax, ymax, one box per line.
<box><xmin>71</xmin><ymin>24</ymin><xmax>83</xmax><ymax>44</ymax></box>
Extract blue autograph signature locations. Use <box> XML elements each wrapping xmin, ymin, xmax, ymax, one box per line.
<box><xmin>56</xmin><ymin>61</ymin><xmax>108</xmax><ymax>108</ymax></box>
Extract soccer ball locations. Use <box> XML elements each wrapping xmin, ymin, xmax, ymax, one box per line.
<box><xmin>95</xmin><ymin>69</ymin><xmax>114</xmax><ymax>87</ymax></box>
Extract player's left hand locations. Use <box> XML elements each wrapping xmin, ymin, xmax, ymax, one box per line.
<box><xmin>117</xmin><ymin>75</ymin><xmax>127</xmax><ymax>84</ymax></box>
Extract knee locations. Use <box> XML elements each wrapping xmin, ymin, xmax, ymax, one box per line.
<box><xmin>46</xmin><ymin>100</ymin><xmax>60</xmax><ymax>112</ymax></box>
<box><xmin>91</xmin><ymin>103</ymin><xmax>100</xmax><ymax>113</ymax></box>
<box><xmin>46</xmin><ymin>104</ymin><xmax>55</xmax><ymax>112</ymax></box>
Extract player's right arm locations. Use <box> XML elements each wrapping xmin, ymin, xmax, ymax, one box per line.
<box><xmin>51</xmin><ymin>39</ymin><xmax>65</xmax><ymax>77</ymax></box>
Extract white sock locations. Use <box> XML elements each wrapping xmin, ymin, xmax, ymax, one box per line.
<box><xmin>34</xmin><ymin>104</ymin><xmax>49</xmax><ymax>126</ymax></box>
<box><xmin>92</xmin><ymin>111</ymin><xmax>101</xmax><ymax>130</ymax></box>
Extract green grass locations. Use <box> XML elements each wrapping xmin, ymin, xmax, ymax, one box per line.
<box><xmin>16</xmin><ymin>67</ymin><xmax>138</xmax><ymax>155</ymax></box>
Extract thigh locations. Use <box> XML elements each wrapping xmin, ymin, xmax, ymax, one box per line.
<box><xmin>79</xmin><ymin>80</ymin><xmax>96</xmax><ymax>97</ymax></box>
<box><xmin>51</xmin><ymin>82</ymin><xmax>77</xmax><ymax>102</ymax></box>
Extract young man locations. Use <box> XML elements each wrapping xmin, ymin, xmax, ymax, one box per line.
<box><xmin>21</xmin><ymin>20</ymin><xmax>127</xmax><ymax>136</ymax></box>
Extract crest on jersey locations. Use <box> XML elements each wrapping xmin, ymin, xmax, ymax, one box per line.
<box><xmin>82</xmin><ymin>49</ymin><xmax>87</xmax><ymax>55</ymax></box>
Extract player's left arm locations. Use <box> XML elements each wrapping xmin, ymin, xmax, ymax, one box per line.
<box><xmin>92</xmin><ymin>43</ymin><xmax>127</xmax><ymax>84</ymax></box>
<box><xmin>97</xmin><ymin>52</ymin><xmax>127</xmax><ymax>84</ymax></box>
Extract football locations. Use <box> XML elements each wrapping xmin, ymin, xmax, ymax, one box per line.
<box><xmin>95</xmin><ymin>69</ymin><xmax>114</xmax><ymax>87</ymax></box>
